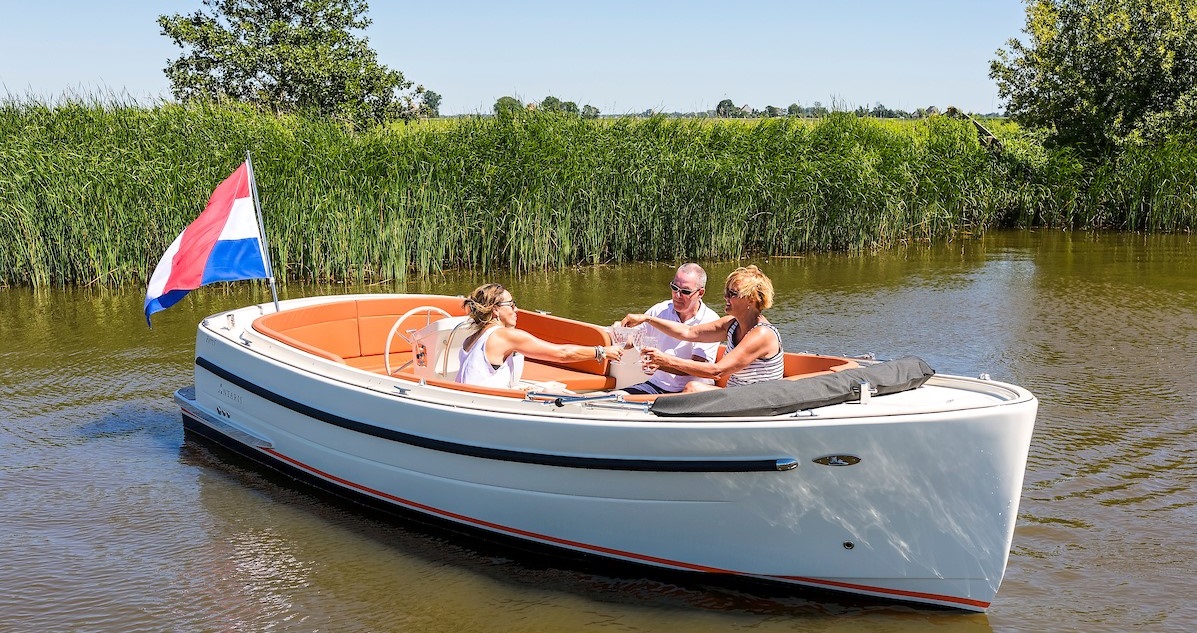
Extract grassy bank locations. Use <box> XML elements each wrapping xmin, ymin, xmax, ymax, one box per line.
<box><xmin>1</xmin><ymin>99</ymin><xmax>1193</xmax><ymax>286</ymax></box>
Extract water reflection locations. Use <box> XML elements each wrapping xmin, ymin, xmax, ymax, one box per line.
<box><xmin>182</xmin><ymin>441</ymin><xmax>994</xmax><ymax>632</ymax></box>
<box><xmin>2</xmin><ymin>230</ymin><xmax>1196</xmax><ymax>631</ymax></box>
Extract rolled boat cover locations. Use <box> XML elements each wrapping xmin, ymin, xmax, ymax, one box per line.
<box><xmin>649</xmin><ymin>356</ymin><xmax>935</xmax><ymax>418</ymax></box>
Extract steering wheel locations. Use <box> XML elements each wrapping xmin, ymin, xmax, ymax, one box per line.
<box><xmin>384</xmin><ymin>306</ymin><xmax>453</xmax><ymax>376</ymax></box>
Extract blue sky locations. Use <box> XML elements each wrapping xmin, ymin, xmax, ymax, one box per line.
<box><xmin>0</xmin><ymin>1</ymin><xmax>1028</xmax><ymax>115</ymax></box>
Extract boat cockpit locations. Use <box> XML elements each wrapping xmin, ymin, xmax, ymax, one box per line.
<box><xmin>248</xmin><ymin>295</ymin><xmax>860</xmax><ymax>401</ymax></box>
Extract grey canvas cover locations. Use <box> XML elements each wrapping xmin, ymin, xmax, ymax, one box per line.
<box><xmin>649</xmin><ymin>356</ymin><xmax>935</xmax><ymax>418</ymax></box>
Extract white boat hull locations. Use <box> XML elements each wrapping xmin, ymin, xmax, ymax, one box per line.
<box><xmin>179</xmin><ymin>295</ymin><xmax>1037</xmax><ymax>611</ymax></box>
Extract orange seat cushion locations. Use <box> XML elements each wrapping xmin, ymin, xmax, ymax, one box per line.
<box><xmin>515</xmin><ymin>310</ymin><xmax>612</xmax><ymax>375</ymax></box>
<box><xmin>253</xmin><ymin>301</ymin><xmax>360</xmax><ymax>361</ymax></box>
<box><xmin>356</xmin><ymin>296</ymin><xmax>467</xmax><ymax>357</ymax></box>
<box><xmin>343</xmin><ymin>351</ymin><xmax>415</xmax><ymax>374</ymax></box>
<box><xmin>783</xmin><ymin>354</ymin><xmax>858</xmax><ymax>379</ymax></box>
<box><xmin>521</xmin><ymin>360</ymin><xmax>617</xmax><ymax>391</ymax></box>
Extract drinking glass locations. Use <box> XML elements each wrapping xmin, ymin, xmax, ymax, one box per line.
<box><xmin>639</xmin><ymin>327</ymin><xmax>661</xmax><ymax>375</ymax></box>
<box><xmin>625</xmin><ymin>325</ymin><xmax>645</xmax><ymax>351</ymax></box>
<box><xmin>608</xmin><ymin>325</ymin><xmax>627</xmax><ymax>364</ymax></box>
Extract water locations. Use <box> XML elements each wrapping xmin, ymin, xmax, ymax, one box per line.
<box><xmin>2</xmin><ymin>230</ymin><xmax>1195</xmax><ymax>632</ymax></box>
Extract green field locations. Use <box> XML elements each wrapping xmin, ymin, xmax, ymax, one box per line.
<box><xmin>1</xmin><ymin>99</ymin><xmax>1194</xmax><ymax>286</ymax></box>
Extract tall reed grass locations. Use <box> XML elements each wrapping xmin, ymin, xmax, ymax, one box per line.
<box><xmin>1</xmin><ymin>97</ymin><xmax>1193</xmax><ymax>287</ymax></box>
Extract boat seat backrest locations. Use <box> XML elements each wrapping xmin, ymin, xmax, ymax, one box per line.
<box><xmin>711</xmin><ymin>347</ymin><xmax>860</xmax><ymax>386</ymax></box>
<box><xmin>783</xmin><ymin>353</ymin><xmax>859</xmax><ymax>378</ymax></box>
<box><xmin>355</xmin><ymin>296</ymin><xmax>468</xmax><ymax>357</ymax></box>
<box><xmin>514</xmin><ymin>310</ymin><xmax>612</xmax><ymax>375</ymax></box>
<box><xmin>253</xmin><ymin>301</ymin><xmax>361</xmax><ymax>361</ymax></box>
<box><xmin>252</xmin><ymin>297</ymin><xmax>469</xmax><ymax>363</ymax></box>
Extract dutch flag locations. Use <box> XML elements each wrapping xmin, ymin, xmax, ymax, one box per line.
<box><xmin>144</xmin><ymin>161</ymin><xmax>270</xmax><ymax>325</ymax></box>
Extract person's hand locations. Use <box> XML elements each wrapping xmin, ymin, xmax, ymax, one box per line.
<box><xmin>640</xmin><ymin>346</ymin><xmax>665</xmax><ymax>372</ymax></box>
<box><xmin>602</xmin><ymin>344</ymin><xmax>623</xmax><ymax>362</ymax></box>
<box><xmin>621</xmin><ymin>313</ymin><xmax>648</xmax><ymax>327</ymax></box>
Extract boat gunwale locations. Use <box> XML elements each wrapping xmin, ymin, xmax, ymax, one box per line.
<box><xmin>202</xmin><ymin>296</ymin><xmax>1036</xmax><ymax>425</ymax></box>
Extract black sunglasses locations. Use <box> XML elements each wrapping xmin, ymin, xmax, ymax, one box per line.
<box><xmin>669</xmin><ymin>282</ymin><xmax>702</xmax><ymax>296</ymax></box>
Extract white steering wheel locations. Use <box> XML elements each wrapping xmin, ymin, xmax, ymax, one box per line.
<box><xmin>384</xmin><ymin>306</ymin><xmax>453</xmax><ymax>376</ymax></box>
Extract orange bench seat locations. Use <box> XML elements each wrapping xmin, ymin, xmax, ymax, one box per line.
<box><xmin>346</xmin><ymin>353</ymin><xmax>617</xmax><ymax>392</ymax></box>
<box><xmin>253</xmin><ymin>296</ymin><xmax>615</xmax><ymax>396</ymax></box>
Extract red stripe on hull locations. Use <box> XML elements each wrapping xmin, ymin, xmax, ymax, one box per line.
<box><xmin>258</xmin><ymin>446</ymin><xmax>988</xmax><ymax>610</ymax></box>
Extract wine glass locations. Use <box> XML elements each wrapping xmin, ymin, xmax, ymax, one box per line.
<box><xmin>625</xmin><ymin>324</ymin><xmax>645</xmax><ymax>351</ymax></box>
<box><xmin>639</xmin><ymin>327</ymin><xmax>661</xmax><ymax>375</ymax></box>
<box><xmin>607</xmin><ymin>325</ymin><xmax>627</xmax><ymax>364</ymax></box>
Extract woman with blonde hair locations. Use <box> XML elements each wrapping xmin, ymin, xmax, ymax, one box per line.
<box><xmin>621</xmin><ymin>265</ymin><xmax>783</xmax><ymax>392</ymax></box>
<box><xmin>457</xmin><ymin>283</ymin><xmax>624</xmax><ymax>388</ymax></box>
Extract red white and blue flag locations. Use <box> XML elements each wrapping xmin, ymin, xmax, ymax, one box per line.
<box><xmin>144</xmin><ymin>162</ymin><xmax>269</xmax><ymax>324</ymax></box>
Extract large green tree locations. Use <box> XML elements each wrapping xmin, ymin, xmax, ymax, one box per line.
<box><xmin>421</xmin><ymin>90</ymin><xmax>442</xmax><ymax>117</ymax></box>
<box><xmin>493</xmin><ymin>96</ymin><xmax>522</xmax><ymax>114</ymax></box>
<box><xmin>159</xmin><ymin>0</ymin><xmax>419</xmax><ymax>128</ymax></box>
<box><xmin>991</xmin><ymin>0</ymin><xmax>1197</xmax><ymax>152</ymax></box>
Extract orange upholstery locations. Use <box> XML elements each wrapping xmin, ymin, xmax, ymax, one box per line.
<box><xmin>253</xmin><ymin>301</ymin><xmax>360</xmax><ymax>361</ymax></box>
<box><xmin>252</xmin><ymin>297</ymin><xmax>468</xmax><ymax>364</ymax></box>
<box><xmin>709</xmin><ymin>347</ymin><xmax>857</xmax><ymax>387</ymax></box>
<box><xmin>356</xmin><ymin>296</ymin><xmax>467</xmax><ymax>357</ymax></box>
<box><xmin>522</xmin><ymin>360</ymin><xmax>617</xmax><ymax>391</ymax></box>
<box><xmin>622</xmin><ymin>353</ymin><xmax>860</xmax><ymax>401</ymax></box>
<box><xmin>257</xmin><ymin>329</ymin><xmax>347</xmax><ymax>364</ymax></box>
<box><xmin>343</xmin><ymin>351</ymin><xmax>415</xmax><ymax>374</ymax></box>
<box><xmin>393</xmin><ymin>370</ymin><xmax>527</xmax><ymax>398</ymax></box>
<box><xmin>251</xmin><ymin>297</ymin><xmax>619</xmax><ymax>396</ymax></box>
<box><xmin>515</xmin><ymin>310</ymin><xmax>612</xmax><ymax>375</ymax></box>
<box><xmin>783</xmin><ymin>353</ymin><xmax>858</xmax><ymax>379</ymax></box>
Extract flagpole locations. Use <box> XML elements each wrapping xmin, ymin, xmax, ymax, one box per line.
<box><xmin>245</xmin><ymin>151</ymin><xmax>281</xmax><ymax>313</ymax></box>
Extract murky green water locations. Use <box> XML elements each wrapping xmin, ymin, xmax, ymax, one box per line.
<box><xmin>2</xmin><ymin>230</ymin><xmax>1195</xmax><ymax>632</ymax></box>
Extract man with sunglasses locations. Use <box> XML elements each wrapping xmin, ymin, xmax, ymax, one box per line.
<box><xmin>620</xmin><ymin>263</ymin><xmax>720</xmax><ymax>395</ymax></box>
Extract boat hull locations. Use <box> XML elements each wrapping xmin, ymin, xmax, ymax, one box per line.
<box><xmin>180</xmin><ymin>297</ymin><xmax>1037</xmax><ymax>611</ymax></box>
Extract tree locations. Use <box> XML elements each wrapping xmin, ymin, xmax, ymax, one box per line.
<box><xmin>716</xmin><ymin>99</ymin><xmax>736</xmax><ymax>118</ymax></box>
<box><xmin>158</xmin><ymin>0</ymin><xmax>418</xmax><ymax>128</ymax></box>
<box><xmin>765</xmin><ymin>105</ymin><xmax>783</xmax><ymax>118</ymax></box>
<box><xmin>493</xmin><ymin>96</ymin><xmax>522</xmax><ymax>114</ymax></box>
<box><xmin>787</xmin><ymin>103</ymin><xmax>801</xmax><ymax>117</ymax></box>
<box><xmin>581</xmin><ymin>104</ymin><xmax>600</xmax><ymax>119</ymax></box>
<box><xmin>561</xmin><ymin>101</ymin><xmax>579</xmax><ymax>115</ymax></box>
<box><xmin>421</xmin><ymin>90</ymin><xmax>441</xmax><ymax>117</ymax></box>
<box><xmin>991</xmin><ymin>0</ymin><xmax>1197</xmax><ymax>152</ymax></box>
<box><xmin>540</xmin><ymin>96</ymin><xmax>563</xmax><ymax>112</ymax></box>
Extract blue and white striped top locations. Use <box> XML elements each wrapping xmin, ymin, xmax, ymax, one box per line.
<box><xmin>725</xmin><ymin>321</ymin><xmax>784</xmax><ymax>387</ymax></box>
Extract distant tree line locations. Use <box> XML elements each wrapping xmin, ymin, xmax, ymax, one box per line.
<box><xmin>493</xmin><ymin>96</ymin><xmax>601</xmax><ymax>118</ymax></box>
<box><xmin>486</xmin><ymin>97</ymin><xmax>970</xmax><ymax>121</ymax></box>
<box><xmin>713</xmin><ymin>99</ymin><xmax>954</xmax><ymax>119</ymax></box>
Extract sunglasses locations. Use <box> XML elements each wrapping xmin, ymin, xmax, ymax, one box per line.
<box><xmin>669</xmin><ymin>282</ymin><xmax>702</xmax><ymax>296</ymax></box>
<box><xmin>723</xmin><ymin>288</ymin><xmax>741</xmax><ymax>299</ymax></box>
<box><xmin>496</xmin><ymin>300</ymin><xmax>517</xmax><ymax>309</ymax></box>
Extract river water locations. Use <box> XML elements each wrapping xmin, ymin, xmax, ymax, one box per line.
<box><xmin>1</xmin><ymin>230</ymin><xmax>1194</xmax><ymax>632</ymax></box>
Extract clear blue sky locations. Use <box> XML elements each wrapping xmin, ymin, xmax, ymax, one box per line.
<box><xmin>0</xmin><ymin>0</ymin><xmax>1028</xmax><ymax>116</ymax></box>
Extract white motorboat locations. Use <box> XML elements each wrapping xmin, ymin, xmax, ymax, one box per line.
<box><xmin>175</xmin><ymin>293</ymin><xmax>1037</xmax><ymax>611</ymax></box>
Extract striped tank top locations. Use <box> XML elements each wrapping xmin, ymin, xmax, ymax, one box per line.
<box><xmin>725</xmin><ymin>320</ymin><xmax>784</xmax><ymax>387</ymax></box>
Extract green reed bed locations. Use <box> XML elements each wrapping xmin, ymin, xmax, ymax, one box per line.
<box><xmin>1</xmin><ymin>98</ymin><xmax>1193</xmax><ymax>287</ymax></box>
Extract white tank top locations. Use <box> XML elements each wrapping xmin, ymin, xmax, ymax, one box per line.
<box><xmin>456</xmin><ymin>326</ymin><xmax>524</xmax><ymax>388</ymax></box>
